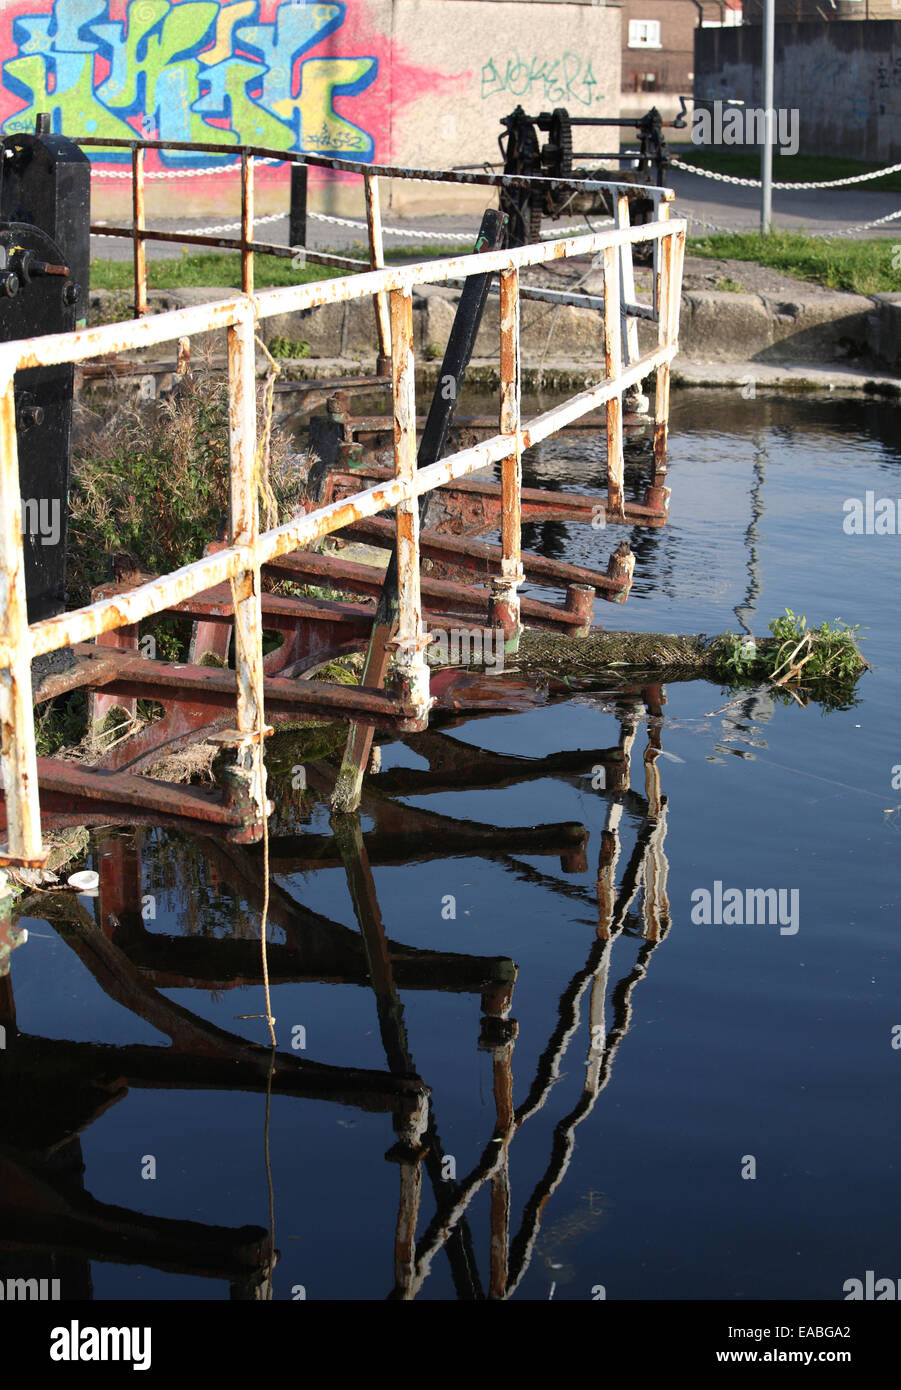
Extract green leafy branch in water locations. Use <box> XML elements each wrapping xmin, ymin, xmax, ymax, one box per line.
<box><xmin>714</xmin><ymin>609</ymin><xmax>868</xmax><ymax>711</ymax></box>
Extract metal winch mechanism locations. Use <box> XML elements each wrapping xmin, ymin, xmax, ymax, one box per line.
<box><xmin>498</xmin><ymin>101</ymin><xmax>687</xmax><ymax>247</ymax></box>
<box><xmin>0</xmin><ymin>114</ymin><xmax>89</xmax><ymax>625</ymax></box>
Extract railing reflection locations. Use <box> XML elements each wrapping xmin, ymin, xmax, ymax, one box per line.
<box><xmin>0</xmin><ymin>685</ymin><xmax>671</xmax><ymax>1299</ymax></box>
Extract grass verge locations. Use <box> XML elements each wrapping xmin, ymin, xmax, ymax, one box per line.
<box><xmin>89</xmin><ymin>240</ymin><xmax>473</xmax><ymax>296</ymax></box>
<box><xmin>687</xmin><ymin>230</ymin><xmax>900</xmax><ymax>296</ymax></box>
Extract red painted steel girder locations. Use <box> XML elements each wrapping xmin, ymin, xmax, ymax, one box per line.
<box><xmin>322</xmin><ymin>466</ymin><xmax>668</xmax><ymax>530</ymax></box>
<box><xmin>331</xmin><ymin>515</ymin><xmax>628</xmax><ymax>595</ymax></box>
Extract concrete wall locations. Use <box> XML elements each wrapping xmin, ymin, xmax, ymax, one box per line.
<box><xmin>0</xmin><ymin>0</ymin><xmax>621</xmax><ymax>222</ymax></box>
<box><xmin>695</xmin><ymin>20</ymin><xmax>901</xmax><ymax>160</ymax></box>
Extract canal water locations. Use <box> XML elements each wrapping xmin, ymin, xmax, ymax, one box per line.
<box><xmin>6</xmin><ymin>388</ymin><xmax>901</xmax><ymax>1301</ymax></box>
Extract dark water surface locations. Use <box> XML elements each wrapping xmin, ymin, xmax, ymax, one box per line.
<box><xmin>6</xmin><ymin>389</ymin><xmax>901</xmax><ymax>1301</ymax></box>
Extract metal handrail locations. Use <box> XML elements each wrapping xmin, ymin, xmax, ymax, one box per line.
<box><xmin>0</xmin><ymin>171</ymin><xmax>685</xmax><ymax>866</ymax></box>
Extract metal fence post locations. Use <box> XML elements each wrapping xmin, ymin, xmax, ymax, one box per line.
<box><xmin>615</xmin><ymin>194</ymin><xmax>640</xmax><ymax>371</ymax></box>
<box><xmin>289</xmin><ymin>161</ymin><xmax>308</xmax><ymax>254</ymax></box>
<box><xmin>387</xmin><ymin>286</ymin><xmax>430</xmax><ymax>717</ymax></box>
<box><xmin>492</xmin><ymin>266</ymin><xmax>524</xmax><ymax>647</ymax></box>
<box><xmin>602</xmin><ymin>244</ymin><xmax>625</xmax><ymax>520</ymax></box>
<box><xmin>132</xmin><ymin>144</ymin><xmax>147</xmax><ymax>319</ymax></box>
<box><xmin>241</xmin><ymin>150</ymin><xmax>255</xmax><ymax>298</ymax></box>
<box><xmin>226</xmin><ymin>306</ymin><xmax>267</xmax><ymax>826</ymax></box>
<box><xmin>0</xmin><ymin>370</ymin><xmax>44</xmax><ymax>865</ymax></box>
<box><xmin>652</xmin><ymin>207</ymin><xmax>672</xmax><ymax>498</ymax></box>
<box><xmin>365</xmin><ymin>172</ymin><xmax>391</xmax><ymax>376</ymax></box>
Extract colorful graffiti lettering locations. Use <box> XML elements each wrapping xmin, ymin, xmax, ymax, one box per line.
<box><xmin>1</xmin><ymin>0</ymin><xmax>379</xmax><ymax>164</ymax></box>
<box><xmin>480</xmin><ymin>51</ymin><xmax>601</xmax><ymax>108</ymax></box>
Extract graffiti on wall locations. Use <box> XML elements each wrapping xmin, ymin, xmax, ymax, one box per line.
<box><xmin>1</xmin><ymin>0</ymin><xmax>381</xmax><ymax>163</ymax></box>
<box><xmin>480</xmin><ymin>51</ymin><xmax>602</xmax><ymax>108</ymax></box>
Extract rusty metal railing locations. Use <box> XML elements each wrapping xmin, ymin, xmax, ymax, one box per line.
<box><xmin>80</xmin><ymin>137</ymin><xmax>675</xmax><ymax>358</ymax></box>
<box><xmin>0</xmin><ymin>184</ymin><xmax>685</xmax><ymax>867</ymax></box>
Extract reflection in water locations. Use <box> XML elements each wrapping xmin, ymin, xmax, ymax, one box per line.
<box><xmin>1</xmin><ymin>687</ymin><xmax>671</xmax><ymax>1301</ymax></box>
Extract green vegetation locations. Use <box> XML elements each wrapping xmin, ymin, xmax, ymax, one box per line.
<box><xmin>670</xmin><ymin>149</ymin><xmax>901</xmax><ymax>195</ymax></box>
<box><xmin>90</xmin><ymin>250</ymin><xmax>338</xmax><ymax>292</ymax></box>
<box><xmin>688</xmin><ymin>230</ymin><xmax>899</xmax><ymax>296</ymax></box>
<box><xmin>268</xmin><ymin>335</ymin><xmax>311</xmax><ymax>358</ymax></box>
<box><xmin>89</xmin><ymin>238</ymin><xmax>470</xmax><ymax>298</ymax></box>
<box><xmin>714</xmin><ymin>275</ymin><xmax>744</xmax><ymax>292</ymax></box>
<box><xmin>69</xmin><ymin>367</ymin><xmax>233</xmax><ymax>602</ymax></box>
<box><xmin>714</xmin><ymin>610</ymin><xmax>867</xmax><ymax>711</ymax></box>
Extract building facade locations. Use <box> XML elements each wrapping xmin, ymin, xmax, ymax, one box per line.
<box><xmin>619</xmin><ymin>0</ymin><xmax>741</xmax><ymax>119</ymax></box>
<box><xmin>742</xmin><ymin>1</ymin><xmax>896</xmax><ymax>21</ymax></box>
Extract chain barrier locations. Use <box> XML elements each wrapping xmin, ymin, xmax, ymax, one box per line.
<box><xmin>674</xmin><ymin>205</ymin><xmax>901</xmax><ymax>239</ymax></box>
<box><xmin>92</xmin><ymin>211</ymin><xmax>289</xmax><ymax>239</ymax></box>
<box><xmin>671</xmin><ymin>156</ymin><xmax>901</xmax><ymax>191</ymax></box>
<box><xmin>92</xmin><ymin>156</ymin><xmax>284</xmax><ymax>179</ymax></box>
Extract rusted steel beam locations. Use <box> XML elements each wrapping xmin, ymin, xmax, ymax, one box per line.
<box><xmin>90</xmin><ymin>593</ymin><xmax>139</xmax><ymax>729</ymax></box>
<box><xmin>34</xmin><ymin>758</ymin><xmax>248</xmax><ymax>826</ymax></box>
<box><xmin>0</xmin><ymin>375</ymin><xmax>44</xmax><ymax>866</ymax></box>
<box><xmin>93</xmin><ymin>574</ymin><xmax>375</xmax><ymax>633</ymax></box>
<box><xmin>261</xmin><ymin>552</ymin><xmax>587</xmax><ymax>629</ymax></box>
<box><xmin>327</xmin><ymin>467</ymin><xmax>666</xmax><ymax>530</ymax></box>
<box><xmin>87</xmin><ymin>653</ymin><xmax>423</xmax><ymax>726</ymax></box>
<box><xmin>31</xmin><ymin>647</ymin><xmax>123</xmax><ymax>704</ymax></box>
<box><xmin>335</xmin><ymin>517</ymin><xmax>630</xmax><ymax>592</ymax></box>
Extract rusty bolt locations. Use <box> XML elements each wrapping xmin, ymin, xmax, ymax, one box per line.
<box><xmin>17</xmin><ymin>405</ymin><xmax>44</xmax><ymax>430</ymax></box>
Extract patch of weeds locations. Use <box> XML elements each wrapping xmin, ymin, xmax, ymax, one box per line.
<box><xmin>715</xmin><ymin>276</ymin><xmax>744</xmax><ymax>293</ymax></box>
<box><xmin>713</xmin><ymin>608</ymin><xmax>867</xmax><ymax>711</ymax></box>
<box><xmin>70</xmin><ymin>360</ymin><xmax>307</xmax><ymax>611</ymax></box>
<box><xmin>35</xmin><ymin>690</ymin><xmax>88</xmax><ymax>757</ymax></box>
<box><xmin>268</xmin><ymin>335</ymin><xmax>311</xmax><ymax>359</ymax></box>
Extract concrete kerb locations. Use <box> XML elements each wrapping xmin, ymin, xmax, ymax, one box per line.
<box><xmin>86</xmin><ymin>284</ymin><xmax>901</xmax><ymax>389</ymax></box>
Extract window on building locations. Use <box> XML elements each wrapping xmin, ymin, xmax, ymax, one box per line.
<box><xmin>628</xmin><ymin>20</ymin><xmax>662</xmax><ymax>48</ymax></box>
